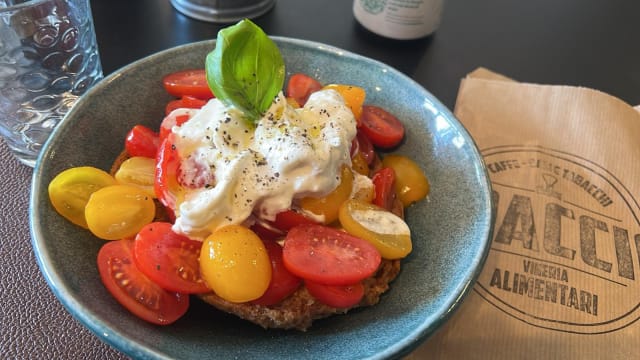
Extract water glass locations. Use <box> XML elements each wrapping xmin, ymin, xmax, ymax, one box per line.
<box><xmin>0</xmin><ymin>0</ymin><xmax>103</xmax><ymax>167</ymax></box>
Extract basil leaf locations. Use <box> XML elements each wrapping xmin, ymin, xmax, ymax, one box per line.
<box><xmin>205</xmin><ymin>19</ymin><xmax>285</xmax><ymax>122</ymax></box>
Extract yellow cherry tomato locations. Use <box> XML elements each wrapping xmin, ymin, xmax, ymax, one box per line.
<box><xmin>323</xmin><ymin>84</ymin><xmax>366</xmax><ymax>120</ymax></box>
<box><xmin>381</xmin><ymin>154</ymin><xmax>430</xmax><ymax>207</ymax></box>
<box><xmin>351</xmin><ymin>151</ymin><xmax>370</xmax><ymax>176</ymax></box>
<box><xmin>200</xmin><ymin>225</ymin><xmax>271</xmax><ymax>303</ymax></box>
<box><xmin>84</xmin><ymin>185</ymin><xmax>155</xmax><ymax>240</ymax></box>
<box><xmin>48</xmin><ymin>166</ymin><xmax>118</xmax><ymax>228</ymax></box>
<box><xmin>114</xmin><ymin>156</ymin><xmax>156</xmax><ymax>197</ymax></box>
<box><xmin>339</xmin><ymin>199</ymin><xmax>412</xmax><ymax>259</ymax></box>
<box><xmin>300</xmin><ymin>165</ymin><xmax>354</xmax><ymax>224</ymax></box>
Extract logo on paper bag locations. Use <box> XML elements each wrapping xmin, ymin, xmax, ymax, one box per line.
<box><xmin>475</xmin><ymin>145</ymin><xmax>640</xmax><ymax>334</ymax></box>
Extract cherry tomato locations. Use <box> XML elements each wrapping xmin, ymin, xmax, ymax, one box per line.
<box><xmin>125</xmin><ymin>125</ymin><xmax>159</xmax><ymax>159</ymax></box>
<box><xmin>97</xmin><ymin>239</ymin><xmax>189</xmax><ymax>325</ymax></box>
<box><xmin>360</xmin><ymin>105</ymin><xmax>405</xmax><ymax>149</ymax></box>
<box><xmin>282</xmin><ymin>224</ymin><xmax>381</xmax><ymax>286</ymax></box>
<box><xmin>299</xmin><ymin>165</ymin><xmax>354</xmax><ymax>224</ymax></box>
<box><xmin>165</xmin><ymin>95</ymin><xmax>207</xmax><ymax>116</ymax></box>
<box><xmin>351</xmin><ymin>151</ymin><xmax>369</xmax><ymax>176</ymax></box>
<box><xmin>305</xmin><ymin>280</ymin><xmax>364</xmax><ymax>308</ymax></box>
<box><xmin>162</xmin><ymin>69</ymin><xmax>214</xmax><ymax>100</ymax></box>
<box><xmin>382</xmin><ymin>154</ymin><xmax>430</xmax><ymax>207</ymax></box>
<box><xmin>114</xmin><ymin>156</ymin><xmax>156</xmax><ymax>197</ymax></box>
<box><xmin>251</xmin><ymin>240</ymin><xmax>302</xmax><ymax>306</ymax></box>
<box><xmin>323</xmin><ymin>84</ymin><xmax>366</xmax><ymax>121</ymax></box>
<box><xmin>250</xmin><ymin>218</ymin><xmax>285</xmax><ymax>241</ymax></box>
<box><xmin>339</xmin><ymin>199</ymin><xmax>412</xmax><ymax>259</ymax></box>
<box><xmin>85</xmin><ymin>185</ymin><xmax>156</xmax><ymax>240</ymax></box>
<box><xmin>199</xmin><ymin>225</ymin><xmax>272</xmax><ymax>303</ymax></box>
<box><xmin>48</xmin><ymin>166</ymin><xmax>117</xmax><ymax>228</ymax></box>
<box><xmin>155</xmin><ymin>135</ymin><xmax>183</xmax><ymax>211</ymax></box>
<box><xmin>351</xmin><ymin>130</ymin><xmax>375</xmax><ymax>165</ymax></box>
<box><xmin>371</xmin><ymin>167</ymin><xmax>397</xmax><ymax>211</ymax></box>
<box><xmin>160</xmin><ymin>109</ymin><xmax>194</xmax><ymax>141</ymax></box>
<box><xmin>286</xmin><ymin>73</ymin><xmax>323</xmax><ymax>106</ymax></box>
<box><xmin>271</xmin><ymin>209</ymin><xmax>318</xmax><ymax>232</ymax></box>
<box><xmin>133</xmin><ymin>222</ymin><xmax>209</xmax><ymax>294</ymax></box>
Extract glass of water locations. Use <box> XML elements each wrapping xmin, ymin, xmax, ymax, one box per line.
<box><xmin>0</xmin><ymin>0</ymin><xmax>103</xmax><ymax>167</ymax></box>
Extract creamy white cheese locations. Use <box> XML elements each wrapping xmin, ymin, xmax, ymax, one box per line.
<box><xmin>171</xmin><ymin>89</ymin><xmax>357</xmax><ymax>239</ymax></box>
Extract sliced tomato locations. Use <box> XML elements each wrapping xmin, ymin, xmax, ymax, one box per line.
<box><xmin>250</xmin><ymin>219</ymin><xmax>285</xmax><ymax>241</ymax></box>
<box><xmin>125</xmin><ymin>125</ymin><xmax>160</xmax><ymax>159</ymax></box>
<box><xmin>305</xmin><ymin>280</ymin><xmax>364</xmax><ymax>308</ymax></box>
<box><xmin>133</xmin><ymin>222</ymin><xmax>209</xmax><ymax>294</ymax></box>
<box><xmin>282</xmin><ymin>224</ymin><xmax>381</xmax><ymax>286</ymax></box>
<box><xmin>286</xmin><ymin>73</ymin><xmax>323</xmax><ymax>107</ymax></box>
<box><xmin>351</xmin><ymin>130</ymin><xmax>375</xmax><ymax>165</ymax></box>
<box><xmin>162</xmin><ymin>69</ymin><xmax>214</xmax><ymax>100</ymax></box>
<box><xmin>251</xmin><ymin>239</ymin><xmax>302</xmax><ymax>306</ymax></box>
<box><xmin>165</xmin><ymin>95</ymin><xmax>207</xmax><ymax>115</ymax></box>
<box><xmin>97</xmin><ymin>239</ymin><xmax>189</xmax><ymax>325</ymax></box>
<box><xmin>160</xmin><ymin>110</ymin><xmax>193</xmax><ymax>142</ymax></box>
<box><xmin>371</xmin><ymin>167</ymin><xmax>396</xmax><ymax>211</ymax></box>
<box><xmin>360</xmin><ymin>105</ymin><xmax>405</xmax><ymax>149</ymax></box>
<box><xmin>272</xmin><ymin>210</ymin><xmax>318</xmax><ymax>232</ymax></box>
<box><xmin>155</xmin><ymin>135</ymin><xmax>182</xmax><ymax>210</ymax></box>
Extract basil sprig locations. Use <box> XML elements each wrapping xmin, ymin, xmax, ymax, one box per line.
<box><xmin>205</xmin><ymin>19</ymin><xmax>285</xmax><ymax>122</ymax></box>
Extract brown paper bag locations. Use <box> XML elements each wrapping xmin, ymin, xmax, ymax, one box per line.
<box><xmin>411</xmin><ymin>68</ymin><xmax>640</xmax><ymax>359</ymax></box>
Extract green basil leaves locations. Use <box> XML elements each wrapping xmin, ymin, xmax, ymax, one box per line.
<box><xmin>205</xmin><ymin>19</ymin><xmax>285</xmax><ymax>122</ymax></box>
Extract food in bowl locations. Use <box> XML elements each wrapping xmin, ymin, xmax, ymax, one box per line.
<box><xmin>46</xmin><ymin>20</ymin><xmax>429</xmax><ymax>330</ymax></box>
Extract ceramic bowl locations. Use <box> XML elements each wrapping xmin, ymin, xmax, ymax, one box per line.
<box><xmin>30</xmin><ymin>37</ymin><xmax>494</xmax><ymax>359</ymax></box>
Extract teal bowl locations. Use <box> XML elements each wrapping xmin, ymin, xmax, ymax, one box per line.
<box><xmin>30</xmin><ymin>37</ymin><xmax>494</xmax><ymax>359</ymax></box>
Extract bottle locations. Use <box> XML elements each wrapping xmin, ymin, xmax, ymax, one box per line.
<box><xmin>353</xmin><ymin>0</ymin><xmax>443</xmax><ymax>40</ymax></box>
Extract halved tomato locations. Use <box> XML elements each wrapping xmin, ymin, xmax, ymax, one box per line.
<box><xmin>272</xmin><ymin>209</ymin><xmax>318</xmax><ymax>232</ymax></box>
<box><xmin>251</xmin><ymin>239</ymin><xmax>302</xmax><ymax>306</ymax></box>
<box><xmin>125</xmin><ymin>125</ymin><xmax>160</xmax><ymax>159</ymax></box>
<box><xmin>97</xmin><ymin>239</ymin><xmax>189</xmax><ymax>325</ymax></box>
<box><xmin>360</xmin><ymin>105</ymin><xmax>405</xmax><ymax>149</ymax></box>
<box><xmin>286</xmin><ymin>73</ymin><xmax>322</xmax><ymax>107</ymax></box>
<box><xmin>371</xmin><ymin>167</ymin><xmax>397</xmax><ymax>211</ymax></box>
<box><xmin>305</xmin><ymin>280</ymin><xmax>364</xmax><ymax>308</ymax></box>
<box><xmin>155</xmin><ymin>135</ymin><xmax>182</xmax><ymax>211</ymax></box>
<box><xmin>165</xmin><ymin>95</ymin><xmax>207</xmax><ymax>116</ymax></box>
<box><xmin>282</xmin><ymin>224</ymin><xmax>381</xmax><ymax>286</ymax></box>
<box><xmin>133</xmin><ymin>222</ymin><xmax>209</xmax><ymax>294</ymax></box>
<box><xmin>162</xmin><ymin>69</ymin><xmax>214</xmax><ymax>100</ymax></box>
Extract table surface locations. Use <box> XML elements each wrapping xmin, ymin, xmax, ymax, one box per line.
<box><xmin>3</xmin><ymin>0</ymin><xmax>640</xmax><ymax>358</ymax></box>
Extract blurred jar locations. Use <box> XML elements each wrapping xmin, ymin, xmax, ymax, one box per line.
<box><xmin>353</xmin><ymin>0</ymin><xmax>444</xmax><ymax>40</ymax></box>
<box><xmin>170</xmin><ymin>0</ymin><xmax>276</xmax><ymax>23</ymax></box>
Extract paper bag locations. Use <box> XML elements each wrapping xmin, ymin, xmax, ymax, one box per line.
<box><xmin>412</xmin><ymin>68</ymin><xmax>640</xmax><ymax>359</ymax></box>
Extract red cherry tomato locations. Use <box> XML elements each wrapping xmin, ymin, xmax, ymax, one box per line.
<box><xmin>286</xmin><ymin>73</ymin><xmax>323</xmax><ymax>106</ymax></box>
<box><xmin>125</xmin><ymin>125</ymin><xmax>160</xmax><ymax>159</ymax></box>
<box><xmin>371</xmin><ymin>167</ymin><xmax>397</xmax><ymax>211</ymax></box>
<box><xmin>250</xmin><ymin>219</ymin><xmax>285</xmax><ymax>241</ymax></box>
<box><xmin>162</xmin><ymin>69</ymin><xmax>214</xmax><ymax>100</ymax></box>
<box><xmin>360</xmin><ymin>105</ymin><xmax>405</xmax><ymax>149</ymax></box>
<box><xmin>251</xmin><ymin>240</ymin><xmax>302</xmax><ymax>306</ymax></box>
<box><xmin>160</xmin><ymin>111</ymin><xmax>193</xmax><ymax>142</ymax></box>
<box><xmin>305</xmin><ymin>280</ymin><xmax>364</xmax><ymax>308</ymax></box>
<box><xmin>97</xmin><ymin>239</ymin><xmax>189</xmax><ymax>325</ymax></box>
<box><xmin>165</xmin><ymin>95</ymin><xmax>207</xmax><ymax>116</ymax></box>
<box><xmin>133</xmin><ymin>222</ymin><xmax>209</xmax><ymax>294</ymax></box>
<box><xmin>350</xmin><ymin>129</ymin><xmax>375</xmax><ymax>165</ymax></box>
<box><xmin>282</xmin><ymin>224</ymin><xmax>381</xmax><ymax>286</ymax></box>
<box><xmin>155</xmin><ymin>135</ymin><xmax>182</xmax><ymax>210</ymax></box>
<box><xmin>272</xmin><ymin>210</ymin><xmax>318</xmax><ymax>232</ymax></box>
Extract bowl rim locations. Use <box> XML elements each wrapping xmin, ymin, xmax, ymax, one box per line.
<box><xmin>29</xmin><ymin>36</ymin><xmax>495</xmax><ymax>360</ymax></box>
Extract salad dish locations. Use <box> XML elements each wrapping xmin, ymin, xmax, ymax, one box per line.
<box><xmin>30</xmin><ymin>21</ymin><xmax>493</xmax><ymax>360</ymax></box>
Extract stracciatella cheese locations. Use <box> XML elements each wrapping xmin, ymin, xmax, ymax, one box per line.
<box><xmin>171</xmin><ymin>89</ymin><xmax>357</xmax><ymax>239</ymax></box>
